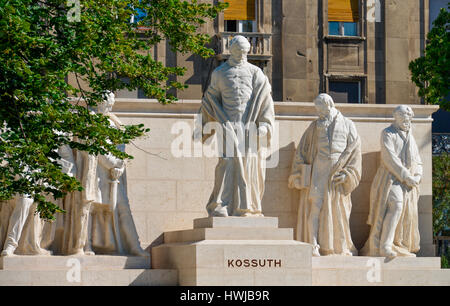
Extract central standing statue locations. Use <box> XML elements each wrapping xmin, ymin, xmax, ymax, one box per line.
<box><xmin>199</xmin><ymin>35</ymin><xmax>275</xmax><ymax>217</ymax></box>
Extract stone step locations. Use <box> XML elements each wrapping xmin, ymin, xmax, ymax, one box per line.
<box><xmin>193</xmin><ymin>217</ymin><xmax>279</xmax><ymax>229</ymax></box>
<box><xmin>164</xmin><ymin>227</ymin><xmax>293</xmax><ymax>243</ymax></box>
<box><xmin>312</xmin><ymin>256</ymin><xmax>441</xmax><ymax>270</ymax></box>
<box><xmin>312</xmin><ymin>257</ymin><xmax>449</xmax><ymax>286</ymax></box>
<box><xmin>0</xmin><ymin>269</ymin><xmax>177</xmax><ymax>286</ymax></box>
<box><xmin>0</xmin><ymin>255</ymin><xmax>151</xmax><ymax>271</ymax></box>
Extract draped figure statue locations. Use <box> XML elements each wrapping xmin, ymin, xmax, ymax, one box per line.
<box><xmin>289</xmin><ymin>94</ymin><xmax>361</xmax><ymax>256</ymax></box>
<box><xmin>361</xmin><ymin>105</ymin><xmax>422</xmax><ymax>257</ymax></box>
<box><xmin>199</xmin><ymin>35</ymin><xmax>275</xmax><ymax>217</ymax></box>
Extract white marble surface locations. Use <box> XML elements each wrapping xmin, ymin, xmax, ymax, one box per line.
<box><xmin>199</xmin><ymin>35</ymin><xmax>275</xmax><ymax>217</ymax></box>
<box><xmin>289</xmin><ymin>94</ymin><xmax>361</xmax><ymax>256</ymax></box>
<box><xmin>361</xmin><ymin>105</ymin><xmax>423</xmax><ymax>257</ymax></box>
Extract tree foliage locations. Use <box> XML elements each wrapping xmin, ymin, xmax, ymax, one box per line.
<box><xmin>0</xmin><ymin>0</ymin><xmax>226</xmax><ymax>220</ymax></box>
<box><xmin>432</xmin><ymin>153</ymin><xmax>450</xmax><ymax>237</ymax></box>
<box><xmin>409</xmin><ymin>4</ymin><xmax>450</xmax><ymax>110</ymax></box>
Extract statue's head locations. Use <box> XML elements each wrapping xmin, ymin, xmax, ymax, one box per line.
<box><xmin>229</xmin><ymin>35</ymin><xmax>251</xmax><ymax>62</ymax></box>
<box><xmin>314</xmin><ymin>93</ymin><xmax>335</xmax><ymax>119</ymax></box>
<box><xmin>98</xmin><ymin>91</ymin><xmax>115</xmax><ymax>114</ymax></box>
<box><xmin>393</xmin><ymin>105</ymin><xmax>414</xmax><ymax>132</ymax></box>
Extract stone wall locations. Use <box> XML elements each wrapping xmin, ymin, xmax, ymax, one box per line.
<box><xmin>114</xmin><ymin>99</ymin><xmax>438</xmax><ymax>256</ymax></box>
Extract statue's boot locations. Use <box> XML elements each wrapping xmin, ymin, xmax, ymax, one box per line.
<box><xmin>83</xmin><ymin>248</ymin><xmax>95</xmax><ymax>256</ymax></box>
<box><xmin>242</xmin><ymin>211</ymin><xmax>264</xmax><ymax>217</ymax></box>
<box><xmin>312</xmin><ymin>245</ymin><xmax>321</xmax><ymax>257</ymax></box>
<box><xmin>0</xmin><ymin>245</ymin><xmax>16</xmax><ymax>257</ymax></box>
<box><xmin>210</xmin><ymin>205</ymin><xmax>228</xmax><ymax>217</ymax></box>
<box><xmin>380</xmin><ymin>247</ymin><xmax>397</xmax><ymax>257</ymax></box>
<box><xmin>35</xmin><ymin>247</ymin><xmax>52</xmax><ymax>256</ymax></box>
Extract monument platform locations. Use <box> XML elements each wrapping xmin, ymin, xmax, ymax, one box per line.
<box><xmin>0</xmin><ymin>255</ymin><xmax>177</xmax><ymax>286</ymax></box>
<box><xmin>312</xmin><ymin>256</ymin><xmax>450</xmax><ymax>286</ymax></box>
<box><xmin>1</xmin><ymin>217</ymin><xmax>449</xmax><ymax>286</ymax></box>
<box><xmin>152</xmin><ymin>217</ymin><xmax>313</xmax><ymax>286</ymax></box>
<box><xmin>152</xmin><ymin>216</ymin><xmax>450</xmax><ymax>286</ymax></box>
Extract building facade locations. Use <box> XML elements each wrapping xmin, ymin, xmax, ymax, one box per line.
<box><xmin>63</xmin><ymin>0</ymin><xmax>445</xmax><ymax>258</ymax></box>
<box><xmin>113</xmin><ymin>0</ymin><xmax>438</xmax><ymax>105</ymax></box>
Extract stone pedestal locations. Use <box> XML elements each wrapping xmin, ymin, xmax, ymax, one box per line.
<box><xmin>0</xmin><ymin>255</ymin><xmax>177</xmax><ymax>286</ymax></box>
<box><xmin>312</xmin><ymin>256</ymin><xmax>450</xmax><ymax>286</ymax></box>
<box><xmin>151</xmin><ymin>217</ymin><xmax>313</xmax><ymax>286</ymax></box>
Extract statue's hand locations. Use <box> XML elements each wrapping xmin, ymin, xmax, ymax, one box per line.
<box><xmin>113</xmin><ymin>159</ymin><xmax>125</xmax><ymax>169</ymax></box>
<box><xmin>111</xmin><ymin>167</ymin><xmax>124</xmax><ymax>180</ymax></box>
<box><xmin>68</xmin><ymin>165</ymin><xmax>77</xmax><ymax>178</ymax></box>
<box><xmin>332</xmin><ymin>172</ymin><xmax>347</xmax><ymax>185</ymax></box>
<box><xmin>258</xmin><ymin>125</ymin><xmax>268</xmax><ymax>138</ymax></box>
<box><xmin>294</xmin><ymin>178</ymin><xmax>303</xmax><ymax>189</ymax></box>
<box><xmin>288</xmin><ymin>175</ymin><xmax>303</xmax><ymax>190</ymax></box>
<box><xmin>413</xmin><ymin>175</ymin><xmax>422</xmax><ymax>185</ymax></box>
<box><xmin>405</xmin><ymin>175</ymin><xmax>419</xmax><ymax>188</ymax></box>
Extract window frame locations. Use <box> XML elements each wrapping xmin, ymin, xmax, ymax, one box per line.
<box><xmin>325</xmin><ymin>75</ymin><xmax>367</xmax><ymax>104</ymax></box>
<box><xmin>225</xmin><ymin>20</ymin><xmax>257</xmax><ymax>33</ymax></box>
<box><xmin>329</xmin><ymin>80</ymin><xmax>361</xmax><ymax>103</ymax></box>
<box><xmin>328</xmin><ymin>21</ymin><xmax>359</xmax><ymax>37</ymax></box>
<box><xmin>326</xmin><ymin>0</ymin><xmax>363</xmax><ymax>38</ymax></box>
<box><xmin>223</xmin><ymin>0</ymin><xmax>258</xmax><ymax>33</ymax></box>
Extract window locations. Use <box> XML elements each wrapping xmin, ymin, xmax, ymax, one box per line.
<box><xmin>224</xmin><ymin>0</ymin><xmax>256</xmax><ymax>33</ymax></box>
<box><xmin>225</xmin><ymin>20</ymin><xmax>255</xmax><ymax>32</ymax></box>
<box><xmin>329</xmin><ymin>81</ymin><xmax>361</xmax><ymax>103</ymax></box>
<box><xmin>129</xmin><ymin>4</ymin><xmax>152</xmax><ymax>31</ymax></box>
<box><xmin>329</xmin><ymin>21</ymin><xmax>358</xmax><ymax>36</ymax></box>
<box><xmin>130</xmin><ymin>8</ymin><xmax>146</xmax><ymax>24</ymax></box>
<box><xmin>115</xmin><ymin>77</ymin><xmax>149</xmax><ymax>99</ymax></box>
<box><xmin>328</xmin><ymin>0</ymin><xmax>359</xmax><ymax>36</ymax></box>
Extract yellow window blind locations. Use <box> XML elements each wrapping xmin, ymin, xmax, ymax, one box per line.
<box><xmin>224</xmin><ymin>0</ymin><xmax>256</xmax><ymax>21</ymax></box>
<box><xmin>328</xmin><ymin>0</ymin><xmax>359</xmax><ymax>22</ymax></box>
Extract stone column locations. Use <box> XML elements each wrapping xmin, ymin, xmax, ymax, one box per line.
<box><xmin>281</xmin><ymin>0</ymin><xmax>309</xmax><ymax>102</ymax></box>
<box><xmin>384</xmin><ymin>0</ymin><xmax>423</xmax><ymax>105</ymax></box>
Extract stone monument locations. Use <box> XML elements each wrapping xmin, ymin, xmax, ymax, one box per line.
<box><xmin>1</xmin><ymin>93</ymin><xmax>147</xmax><ymax>257</ymax></box>
<box><xmin>84</xmin><ymin>92</ymin><xmax>148</xmax><ymax>256</ymax></box>
<box><xmin>288</xmin><ymin>93</ymin><xmax>361</xmax><ymax>256</ymax></box>
<box><xmin>198</xmin><ymin>35</ymin><xmax>275</xmax><ymax>217</ymax></box>
<box><xmin>0</xmin><ymin>195</ymin><xmax>41</xmax><ymax>257</ymax></box>
<box><xmin>152</xmin><ymin>36</ymin><xmax>312</xmax><ymax>286</ymax></box>
<box><xmin>0</xmin><ymin>143</ymin><xmax>93</xmax><ymax>257</ymax></box>
<box><xmin>361</xmin><ymin>105</ymin><xmax>423</xmax><ymax>257</ymax></box>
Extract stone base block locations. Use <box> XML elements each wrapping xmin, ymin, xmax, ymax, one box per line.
<box><xmin>193</xmin><ymin>217</ymin><xmax>279</xmax><ymax>229</ymax></box>
<box><xmin>312</xmin><ymin>256</ymin><xmax>450</xmax><ymax>286</ymax></box>
<box><xmin>0</xmin><ymin>255</ymin><xmax>178</xmax><ymax>286</ymax></box>
<box><xmin>0</xmin><ymin>269</ymin><xmax>177</xmax><ymax>286</ymax></box>
<box><xmin>152</xmin><ymin>240</ymin><xmax>312</xmax><ymax>286</ymax></box>
<box><xmin>0</xmin><ymin>255</ymin><xmax>150</xmax><ymax>271</ymax></box>
<box><xmin>164</xmin><ymin>227</ymin><xmax>293</xmax><ymax>243</ymax></box>
<box><xmin>152</xmin><ymin>217</ymin><xmax>312</xmax><ymax>286</ymax></box>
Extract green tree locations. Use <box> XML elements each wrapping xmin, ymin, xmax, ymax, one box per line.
<box><xmin>409</xmin><ymin>4</ymin><xmax>450</xmax><ymax>110</ymax></box>
<box><xmin>432</xmin><ymin>153</ymin><xmax>450</xmax><ymax>237</ymax></box>
<box><xmin>0</xmin><ymin>0</ymin><xmax>226</xmax><ymax>220</ymax></box>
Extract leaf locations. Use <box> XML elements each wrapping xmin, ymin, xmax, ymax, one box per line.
<box><xmin>0</xmin><ymin>0</ymin><xmax>226</xmax><ymax>220</ymax></box>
